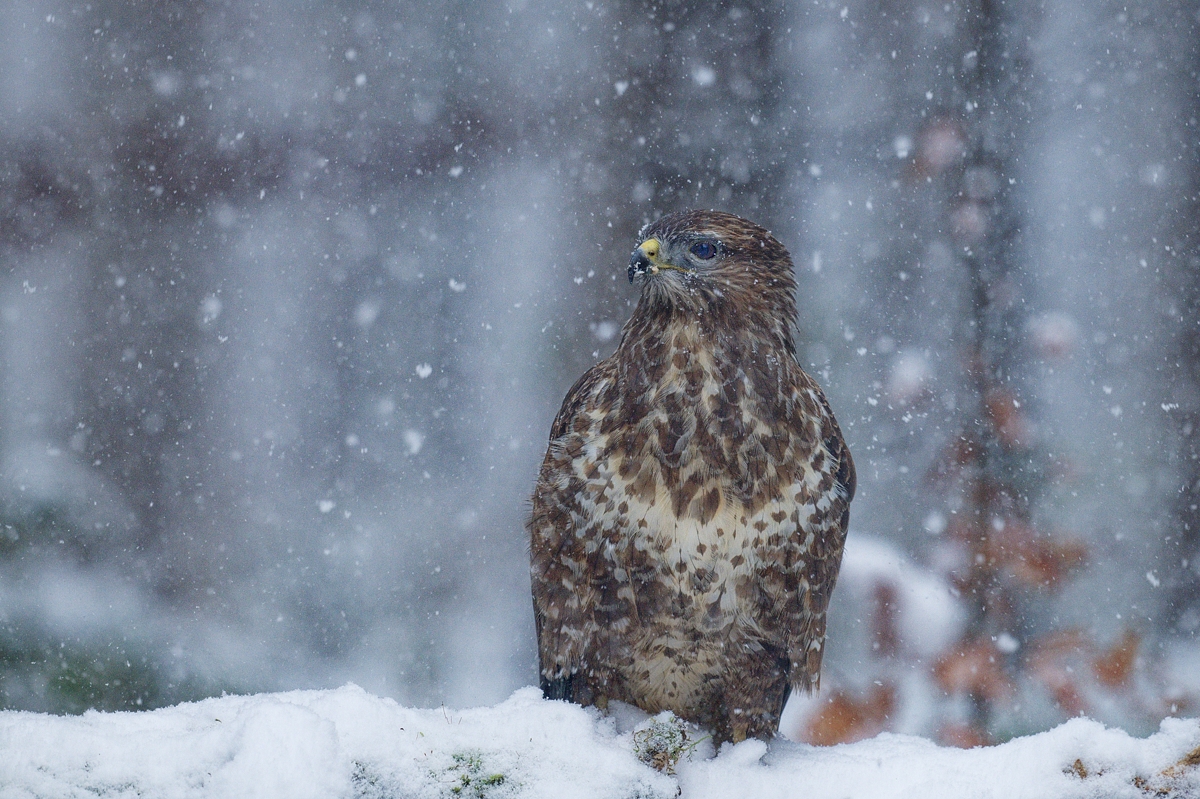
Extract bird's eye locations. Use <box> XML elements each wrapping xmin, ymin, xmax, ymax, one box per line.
<box><xmin>690</xmin><ymin>241</ymin><xmax>718</xmax><ymax>260</ymax></box>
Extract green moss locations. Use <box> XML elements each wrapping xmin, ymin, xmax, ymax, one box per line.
<box><xmin>444</xmin><ymin>751</ymin><xmax>509</xmax><ymax>799</ymax></box>
<box><xmin>0</xmin><ymin>502</ymin><xmax>238</xmax><ymax>713</ymax></box>
<box><xmin>0</xmin><ymin>632</ymin><xmax>226</xmax><ymax>714</ymax></box>
<box><xmin>350</xmin><ymin>761</ymin><xmax>396</xmax><ymax>799</ymax></box>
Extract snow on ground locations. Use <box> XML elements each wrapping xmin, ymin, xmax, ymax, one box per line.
<box><xmin>1</xmin><ymin>686</ymin><xmax>1198</xmax><ymax>799</ymax></box>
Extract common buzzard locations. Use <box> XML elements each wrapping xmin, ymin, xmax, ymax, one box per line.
<box><xmin>529</xmin><ymin>210</ymin><xmax>855</xmax><ymax>743</ymax></box>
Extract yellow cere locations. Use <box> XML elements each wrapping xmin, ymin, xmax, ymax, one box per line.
<box><xmin>638</xmin><ymin>238</ymin><xmax>662</xmax><ymax>263</ymax></box>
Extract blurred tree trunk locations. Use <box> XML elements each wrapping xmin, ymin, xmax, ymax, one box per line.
<box><xmin>552</xmin><ymin>0</ymin><xmax>793</xmax><ymax>380</ymax></box>
<box><xmin>920</xmin><ymin>0</ymin><xmax>1087</xmax><ymax>743</ymax></box>
<box><xmin>1162</xmin><ymin>2</ymin><xmax>1200</xmax><ymax>637</ymax></box>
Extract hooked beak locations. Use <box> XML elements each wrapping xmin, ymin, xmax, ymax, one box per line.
<box><xmin>628</xmin><ymin>238</ymin><xmax>665</xmax><ymax>283</ymax></box>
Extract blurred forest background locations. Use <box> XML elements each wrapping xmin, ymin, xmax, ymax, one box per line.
<box><xmin>2</xmin><ymin>0</ymin><xmax>1199</xmax><ymax>745</ymax></box>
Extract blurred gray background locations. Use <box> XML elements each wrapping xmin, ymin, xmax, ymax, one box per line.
<box><xmin>1</xmin><ymin>0</ymin><xmax>1198</xmax><ymax>735</ymax></box>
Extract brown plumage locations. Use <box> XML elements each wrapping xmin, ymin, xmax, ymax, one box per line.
<box><xmin>528</xmin><ymin>210</ymin><xmax>855</xmax><ymax>743</ymax></box>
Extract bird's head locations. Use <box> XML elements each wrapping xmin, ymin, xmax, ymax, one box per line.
<box><xmin>627</xmin><ymin>210</ymin><xmax>797</xmax><ymax>321</ymax></box>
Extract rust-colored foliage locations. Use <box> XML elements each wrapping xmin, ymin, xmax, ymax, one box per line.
<box><xmin>802</xmin><ymin>684</ymin><xmax>897</xmax><ymax>746</ymax></box>
<box><xmin>938</xmin><ymin>722</ymin><xmax>993</xmax><ymax>749</ymax></box>
<box><xmin>1162</xmin><ymin>742</ymin><xmax>1200</xmax><ymax>779</ymax></box>
<box><xmin>985</xmin><ymin>389</ymin><xmax>1032</xmax><ymax>449</ymax></box>
<box><xmin>1020</xmin><ymin>627</ymin><xmax>1147</xmax><ymax>717</ymax></box>
<box><xmin>1072</xmin><ymin>744</ymin><xmax>1200</xmax><ymax>797</ymax></box>
<box><xmin>1027</xmin><ymin>629</ymin><xmax>1090</xmax><ymax>716</ymax></box>
<box><xmin>1094</xmin><ymin>628</ymin><xmax>1141</xmax><ymax>688</ymax></box>
<box><xmin>940</xmin><ymin>516</ymin><xmax>1087</xmax><ymax>592</ymax></box>
<box><xmin>1131</xmin><ymin>741</ymin><xmax>1200</xmax><ymax>796</ymax></box>
<box><xmin>933</xmin><ymin>638</ymin><xmax>1014</xmax><ymax>702</ymax></box>
<box><xmin>983</xmin><ymin>522</ymin><xmax>1087</xmax><ymax>590</ymax></box>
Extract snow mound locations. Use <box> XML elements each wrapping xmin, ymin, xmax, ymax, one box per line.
<box><xmin>0</xmin><ymin>685</ymin><xmax>1196</xmax><ymax>799</ymax></box>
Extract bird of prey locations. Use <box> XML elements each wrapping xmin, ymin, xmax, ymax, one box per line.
<box><xmin>528</xmin><ymin>210</ymin><xmax>855</xmax><ymax>743</ymax></box>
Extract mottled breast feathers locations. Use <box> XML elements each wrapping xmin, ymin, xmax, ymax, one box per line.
<box><xmin>529</xmin><ymin>210</ymin><xmax>854</xmax><ymax>743</ymax></box>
